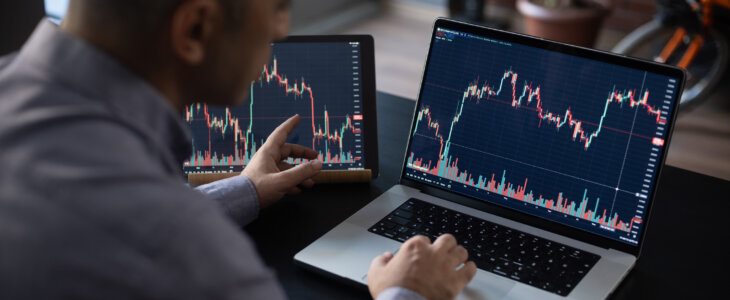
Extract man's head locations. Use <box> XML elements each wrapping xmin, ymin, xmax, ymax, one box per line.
<box><xmin>62</xmin><ymin>0</ymin><xmax>291</xmax><ymax>109</ymax></box>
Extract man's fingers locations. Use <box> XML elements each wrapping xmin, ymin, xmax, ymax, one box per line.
<box><xmin>370</xmin><ymin>251</ymin><xmax>394</xmax><ymax>269</ymax></box>
<box><xmin>280</xmin><ymin>143</ymin><xmax>318</xmax><ymax>161</ymax></box>
<box><xmin>277</xmin><ymin>161</ymin><xmax>293</xmax><ymax>171</ymax></box>
<box><xmin>456</xmin><ymin>261</ymin><xmax>478</xmax><ymax>285</ymax></box>
<box><xmin>449</xmin><ymin>245</ymin><xmax>469</xmax><ymax>267</ymax></box>
<box><xmin>265</xmin><ymin>114</ymin><xmax>301</xmax><ymax>148</ymax></box>
<box><xmin>299</xmin><ymin>178</ymin><xmax>315</xmax><ymax>188</ymax></box>
<box><xmin>287</xmin><ymin>186</ymin><xmax>302</xmax><ymax>195</ymax></box>
<box><xmin>400</xmin><ymin>235</ymin><xmax>430</xmax><ymax>253</ymax></box>
<box><xmin>279</xmin><ymin>162</ymin><xmax>309</xmax><ymax>190</ymax></box>
<box><xmin>276</xmin><ymin>160</ymin><xmax>322</xmax><ymax>188</ymax></box>
<box><xmin>433</xmin><ymin>234</ymin><xmax>457</xmax><ymax>253</ymax></box>
<box><xmin>277</xmin><ymin>163</ymin><xmax>315</xmax><ymax>189</ymax></box>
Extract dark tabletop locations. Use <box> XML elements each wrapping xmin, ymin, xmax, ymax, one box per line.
<box><xmin>245</xmin><ymin>91</ymin><xmax>730</xmax><ymax>300</ymax></box>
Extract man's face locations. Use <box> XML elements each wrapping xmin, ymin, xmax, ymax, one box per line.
<box><xmin>197</xmin><ymin>0</ymin><xmax>291</xmax><ymax>106</ymax></box>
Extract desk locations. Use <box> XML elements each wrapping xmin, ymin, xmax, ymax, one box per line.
<box><xmin>246</xmin><ymin>92</ymin><xmax>730</xmax><ymax>299</ymax></box>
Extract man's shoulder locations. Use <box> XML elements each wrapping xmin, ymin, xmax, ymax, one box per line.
<box><xmin>0</xmin><ymin>52</ymin><xmax>18</xmax><ymax>70</ymax></box>
<box><xmin>0</xmin><ymin>67</ymin><xmax>175</xmax><ymax>208</ymax></box>
<box><xmin>0</xmin><ymin>58</ymin><xmax>115</xmax><ymax>149</ymax></box>
<box><xmin>0</xmin><ymin>67</ymin><xmax>215</xmax><ymax>272</ymax></box>
<box><xmin>0</xmin><ymin>71</ymin><xmax>144</xmax><ymax>165</ymax></box>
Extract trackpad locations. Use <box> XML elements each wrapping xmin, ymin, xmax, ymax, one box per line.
<box><xmin>458</xmin><ymin>271</ymin><xmax>516</xmax><ymax>300</ymax></box>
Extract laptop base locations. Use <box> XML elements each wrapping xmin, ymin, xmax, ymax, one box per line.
<box><xmin>295</xmin><ymin>185</ymin><xmax>635</xmax><ymax>300</ymax></box>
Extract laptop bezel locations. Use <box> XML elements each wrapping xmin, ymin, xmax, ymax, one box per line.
<box><xmin>398</xmin><ymin>18</ymin><xmax>685</xmax><ymax>257</ymax></box>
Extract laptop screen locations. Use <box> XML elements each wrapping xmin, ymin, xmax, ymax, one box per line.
<box><xmin>403</xmin><ymin>25</ymin><xmax>681</xmax><ymax>246</ymax></box>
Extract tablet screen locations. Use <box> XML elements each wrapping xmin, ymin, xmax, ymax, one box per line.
<box><xmin>183</xmin><ymin>36</ymin><xmax>377</xmax><ymax>176</ymax></box>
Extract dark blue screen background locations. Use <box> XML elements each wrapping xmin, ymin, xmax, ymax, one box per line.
<box><xmin>184</xmin><ymin>42</ymin><xmax>365</xmax><ymax>174</ymax></box>
<box><xmin>404</xmin><ymin>28</ymin><xmax>680</xmax><ymax>246</ymax></box>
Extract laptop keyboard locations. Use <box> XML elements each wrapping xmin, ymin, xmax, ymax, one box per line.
<box><xmin>367</xmin><ymin>198</ymin><xmax>601</xmax><ymax>296</ymax></box>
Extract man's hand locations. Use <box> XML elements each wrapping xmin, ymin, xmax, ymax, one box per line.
<box><xmin>367</xmin><ymin>234</ymin><xmax>477</xmax><ymax>300</ymax></box>
<box><xmin>242</xmin><ymin>114</ymin><xmax>322</xmax><ymax>208</ymax></box>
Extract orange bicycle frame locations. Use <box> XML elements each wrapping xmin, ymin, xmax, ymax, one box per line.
<box><xmin>655</xmin><ymin>0</ymin><xmax>730</xmax><ymax>68</ymax></box>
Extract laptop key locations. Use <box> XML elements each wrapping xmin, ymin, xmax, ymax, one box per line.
<box><xmin>388</xmin><ymin>215</ymin><xmax>410</xmax><ymax>225</ymax></box>
<box><xmin>379</xmin><ymin>221</ymin><xmax>396</xmax><ymax>229</ymax></box>
<box><xmin>492</xmin><ymin>268</ymin><xmax>508</xmax><ymax>277</ymax></box>
<box><xmin>393</xmin><ymin>209</ymin><xmax>414</xmax><ymax>219</ymax></box>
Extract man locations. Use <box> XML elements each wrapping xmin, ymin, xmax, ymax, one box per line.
<box><xmin>0</xmin><ymin>0</ymin><xmax>477</xmax><ymax>299</ymax></box>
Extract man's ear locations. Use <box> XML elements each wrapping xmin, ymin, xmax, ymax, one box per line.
<box><xmin>170</xmin><ymin>0</ymin><xmax>221</xmax><ymax>65</ymax></box>
<box><xmin>272</xmin><ymin>9</ymin><xmax>291</xmax><ymax>41</ymax></box>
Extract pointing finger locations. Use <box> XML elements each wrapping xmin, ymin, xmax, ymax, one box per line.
<box><xmin>265</xmin><ymin>114</ymin><xmax>301</xmax><ymax>149</ymax></box>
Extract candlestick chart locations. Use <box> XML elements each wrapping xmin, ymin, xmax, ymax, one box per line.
<box><xmin>183</xmin><ymin>42</ymin><xmax>365</xmax><ymax>174</ymax></box>
<box><xmin>403</xmin><ymin>28</ymin><xmax>679</xmax><ymax>245</ymax></box>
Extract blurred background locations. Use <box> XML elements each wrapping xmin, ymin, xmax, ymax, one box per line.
<box><xmin>1</xmin><ymin>0</ymin><xmax>728</xmax><ymax>181</ymax></box>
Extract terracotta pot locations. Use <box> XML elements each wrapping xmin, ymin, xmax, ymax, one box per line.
<box><xmin>517</xmin><ymin>0</ymin><xmax>611</xmax><ymax>47</ymax></box>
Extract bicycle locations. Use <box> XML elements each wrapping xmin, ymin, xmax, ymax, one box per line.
<box><xmin>612</xmin><ymin>0</ymin><xmax>730</xmax><ymax>111</ymax></box>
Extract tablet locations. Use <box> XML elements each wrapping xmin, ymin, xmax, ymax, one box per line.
<box><xmin>183</xmin><ymin>35</ymin><xmax>378</xmax><ymax>179</ymax></box>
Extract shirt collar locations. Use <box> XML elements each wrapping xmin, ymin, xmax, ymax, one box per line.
<box><xmin>18</xmin><ymin>20</ymin><xmax>193</xmax><ymax>172</ymax></box>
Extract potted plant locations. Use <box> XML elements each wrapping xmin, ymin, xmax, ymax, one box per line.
<box><xmin>517</xmin><ymin>0</ymin><xmax>612</xmax><ymax>47</ymax></box>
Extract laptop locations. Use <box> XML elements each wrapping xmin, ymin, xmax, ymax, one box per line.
<box><xmin>295</xmin><ymin>18</ymin><xmax>685</xmax><ymax>299</ymax></box>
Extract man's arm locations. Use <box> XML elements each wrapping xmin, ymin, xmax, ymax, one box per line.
<box><xmin>195</xmin><ymin>175</ymin><xmax>260</xmax><ymax>227</ymax></box>
<box><xmin>158</xmin><ymin>187</ymin><xmax>288</xmax><ymax>300</ymax></box>
<box><xmin>196</xmin><ymin>114</ymin><xmax>322</xmax><ymax>227</ymax></box>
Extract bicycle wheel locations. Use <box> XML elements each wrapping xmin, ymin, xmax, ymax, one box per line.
<box><xmin>612</xmin><ymin>19</ymin><xmax>729</xmax><ymax>111</ymax></box>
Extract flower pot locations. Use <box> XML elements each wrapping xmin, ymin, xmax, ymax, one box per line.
<box><xmin>517</xmin><ymin>0</ymin><xmax>611</xmax><ymax>48</ymax></box>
